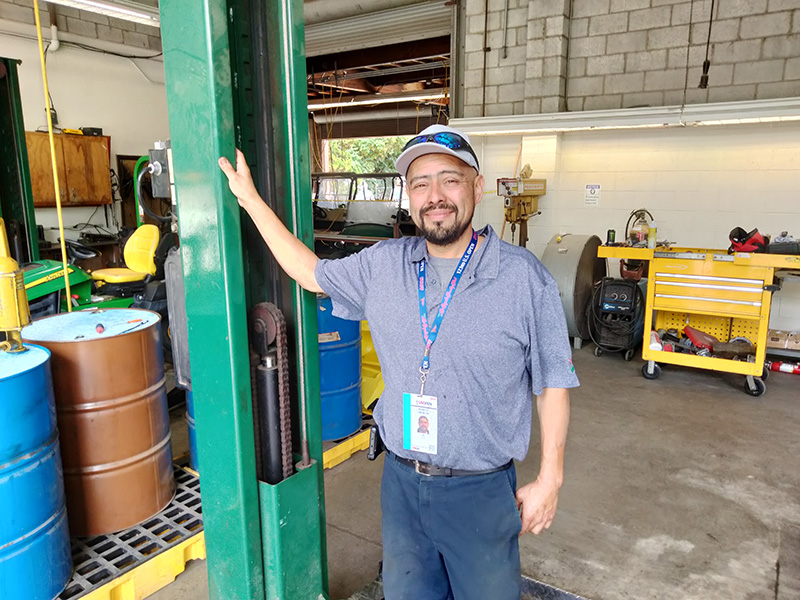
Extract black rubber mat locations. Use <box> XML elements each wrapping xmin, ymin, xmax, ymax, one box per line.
<box><xmin>347</xmin><ymin>576</ymin><xmax>588</xmax><ymax>600</ymax></box>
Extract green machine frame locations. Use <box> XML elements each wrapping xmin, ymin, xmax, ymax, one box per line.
<box><xmin>0</xmin><ymin>57</ymin><xmax>39</xmax><ymax>263</ymax></box>
<box><xmin>160</xmin><ymin>1</ymin><xmax>328</xmax><ymax>599</ymax></box>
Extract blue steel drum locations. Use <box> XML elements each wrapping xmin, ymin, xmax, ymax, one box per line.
<box><xmin>185</xmin><ymin>390</ymin><xmax>198</xmax><ymax>472</ymax></box>
<box><xmin>0</xmin><ymin>345</ymin><xmax>71</xmax><ymax>600</ymax></box>
<box><xmin>316</xmin><ymin>296</ymin><xmax>362</xmax><ymax>441</ymax></box>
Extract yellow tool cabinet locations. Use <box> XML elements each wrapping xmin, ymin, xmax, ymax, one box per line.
<box><xmin>597</xmin><ymin>246</ymin><xmax>800</xmax><ymax>395</ymax></box>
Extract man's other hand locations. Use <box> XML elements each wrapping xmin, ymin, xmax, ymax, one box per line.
<box><xmin>515</xmin><ymin>478</ymin><xmax>560</xmax><ymax>536</ymax></box>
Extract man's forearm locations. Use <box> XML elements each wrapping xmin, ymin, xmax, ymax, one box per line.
<box><xmin>535</xmin><ymin>387</ymin><xmax>570</xmax><ymax>487</ymax></box>
<box><xmin>241</xmin><ymin>198</ymin><xmax>322</xmax><ymax>293</ymax></box>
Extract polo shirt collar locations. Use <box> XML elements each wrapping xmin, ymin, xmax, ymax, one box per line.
<box><xmin>408</xmin><ymin>224</ymin><xmax>500</xmax><ymax>280</ymax></box>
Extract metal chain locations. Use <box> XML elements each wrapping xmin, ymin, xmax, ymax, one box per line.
<box><xmin>263</xmin><ymin>302</ymin><xmax>294</xmax><ymax>479</ymax></box>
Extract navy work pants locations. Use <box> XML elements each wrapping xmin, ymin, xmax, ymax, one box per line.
<box><xmin>381</xmin><ymin>451</ymin><xmax>522</xmax><ymax>600</ymax></box>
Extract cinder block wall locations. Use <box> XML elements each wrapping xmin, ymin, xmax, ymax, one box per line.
<box><xmin>0</xmin><ymin>0</ymin><xmax>161</xmax><ymax>51</ymax></box>
<box><xmin>462</xmin><ymin>0</ymin><xmax>800</xmax><ymax>117</ymax></box>
<box><xmin>466</xmin><ymin>122</ymin><xmax>800</xmax><ymax>329</ymax></box>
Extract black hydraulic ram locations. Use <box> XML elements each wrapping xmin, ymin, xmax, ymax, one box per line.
<box><xmin>249</xmin><ymin>302</ymin><xmax>294</xmax><ymax>485</ymax></box>
<box><xmin>254</xmin><ymin>352</ymin><xmax>284</xmax><ymax>484</ymax></box>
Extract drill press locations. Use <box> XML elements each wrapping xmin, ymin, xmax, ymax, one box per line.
<box><xmin>498</xmin><ymin>176</ymin><xmax>547</xmax><ymax>247</ymax></box>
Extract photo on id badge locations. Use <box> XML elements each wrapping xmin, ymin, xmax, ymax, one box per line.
<box><xmin>404</xmin><ymin>393</ymin><xmax>438</xmax><ymax>454</ymax></box>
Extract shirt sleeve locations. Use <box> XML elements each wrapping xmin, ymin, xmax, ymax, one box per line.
<box><xmin>528</xmin><ymin>279</ymin><xmax>581</xmax><ymax>396</ymax></box>
<box><xmin>314</xmin><ymin>246</ymin><xmax>376</xmax><ymax>321</ymax></box>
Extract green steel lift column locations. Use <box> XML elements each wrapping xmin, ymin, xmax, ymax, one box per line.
<box><xmin>160</xmin><ymin>1</ymin><xmax>327</xmax><ymax>599</ymax></box>
<box><xmin>0</xmin><ymin>57</ymin><xmax>39</xmax><ymax>262</ymax></box>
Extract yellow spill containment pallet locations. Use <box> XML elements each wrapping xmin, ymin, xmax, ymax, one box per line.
<box><xmin>60</xmin><ymin>467</ymin><xmax>205</xmax><ymax>600</ymax></box>
<box><xmin>323</xmin><ymin>428</ymin><xmax>371</xmax><ymax>470</ymax></box>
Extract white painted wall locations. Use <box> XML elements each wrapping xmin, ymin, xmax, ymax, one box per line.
<box><xmin>1</xmin><ymin>25</ymin><xmax>168</xmax><ymax>240</ymax></box>
<box><xmin>469</xmin><ymin>123</ymin><xmax>800</xmax><ymax>331</ymax></box>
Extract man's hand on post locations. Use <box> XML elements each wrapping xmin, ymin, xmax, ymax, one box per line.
<box><xmin>218</xmin><ymin>148</ymin><xmax>259</xmax><ymax>208</ymax></box>
<box><xmin>515</xmin><ymin>477</ymin><xmax>561</xmax><ymax>536</ymax></box>
<box><xmin>217</xmin><ymin>148</ymin><xmax>323</xmax><ymax>293</ymax></box>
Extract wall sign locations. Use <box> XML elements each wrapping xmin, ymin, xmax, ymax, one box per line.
<box><xmin>585</xmin><ymin>184</ymin><xmax>601</xmax><ymax>205</ymax></box>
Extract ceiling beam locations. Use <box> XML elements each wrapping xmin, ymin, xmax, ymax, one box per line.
<box><xmin>311</xmin><ymin>78</ymin><xmax>376</xmax><ymax>94</ymax></box>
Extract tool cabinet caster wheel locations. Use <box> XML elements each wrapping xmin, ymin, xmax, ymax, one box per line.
<box><xmin>594</xmin><ymin>346</ymin><xmax>603</xmax><ymax>357</ymax></box>
<box><xmin>761</xmin><ymin>366</ymin><xmax>770</xmax><ymax>381</ymax></box>
<box><xmin>642</xmin><ymin>363</ymin><xmax>661</xmax><ymax>380</ymax></box>
<box><xmin>624</xmin><ymin>349</ymin><xmax>635</xmax><ymax>362</ymax></box>
<box><xmin>744</xmin><ymin>377</ymin><xmax>766</xmax><ymax>397</ymax></box>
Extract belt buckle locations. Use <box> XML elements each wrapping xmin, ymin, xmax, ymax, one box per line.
<box><xmin>414</xmin><ymin>461</ymin><xmax>433</xmax><ymax>476</ymax></box>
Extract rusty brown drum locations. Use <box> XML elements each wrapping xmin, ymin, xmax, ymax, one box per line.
<box><xmin>23</xmin><ymin>308</ymin><xmax>174</xmax><ymax>536</ymax></box>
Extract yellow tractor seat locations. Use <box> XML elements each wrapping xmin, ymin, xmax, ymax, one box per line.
<box><xmin>91</xmin><ymin>267</ymin><xmax>148</xmax><ymax>284</ymax></box>
<box><xmin>92</xmin><ymin>225</ymin><xmax>160</xmax><ymax>287</ymax></box>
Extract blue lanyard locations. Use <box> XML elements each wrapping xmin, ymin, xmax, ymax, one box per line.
<box><xmin>417</xmin><ymin>230</ymin><xmax>478</xmax><ymax>392</ymax></box>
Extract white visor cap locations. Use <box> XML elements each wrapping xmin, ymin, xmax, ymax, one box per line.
<box><xmin>394</xmin><ymin>124</ymin><xmax>480</xmax><ymax>178</ymax></box>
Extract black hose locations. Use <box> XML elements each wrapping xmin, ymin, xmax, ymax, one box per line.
<box><xmin>624</xmin><ymin>208</ymin><xmax>654</xmax><ymax>242</ymax></box>
<box><xmin>136</xmin><ymin>167</ymin><xmax>172</xmax><ymax>223</ymax></box>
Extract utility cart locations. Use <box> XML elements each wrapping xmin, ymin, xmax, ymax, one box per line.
<box><xmin>597</xmin><ymin>246</ymin><xmax>800</xmax><ymax>396</ymax></box>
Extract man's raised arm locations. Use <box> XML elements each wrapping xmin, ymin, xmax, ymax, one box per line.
<box><xmin>218</xmin><ymin>149</ymin><xmax>322</xmax><ymax>293</ymax></box>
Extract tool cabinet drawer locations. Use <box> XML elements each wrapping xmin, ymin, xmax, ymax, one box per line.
<box><xmin>651</xmin><ymin>257</ymin><xmax>769</xmax><ymax>319</ymax></box>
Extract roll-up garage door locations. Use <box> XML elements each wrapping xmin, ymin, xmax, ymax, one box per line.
<box><xmin>305</xmin><ymin>0</ymin><xmax>452</xmax><ymax>57</ymax></box>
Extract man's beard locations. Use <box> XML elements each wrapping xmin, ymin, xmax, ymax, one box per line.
<box><xmin>417</xmin><ymin>203</ymin><xmax>472</xmax><ymax>246</ymax></box>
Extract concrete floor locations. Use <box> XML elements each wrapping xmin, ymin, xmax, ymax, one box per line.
<box><xmin>150</xmin><ymin>344</ymin><xmax>800</xmax><ymax>600</ymax></box>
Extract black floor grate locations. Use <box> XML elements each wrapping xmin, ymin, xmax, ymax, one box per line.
<box><xmin>59</xmin><ymin>467</ymin><xmax>203</xmax><ymax>599</ymax></box>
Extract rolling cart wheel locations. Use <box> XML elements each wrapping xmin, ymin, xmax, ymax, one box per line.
<box><xmin>624</xmin><ymin>349</ymin><xmax>635</xmax><ymax>362</ymax></box>
<box><xmin>642</xmin><ymin>362</ymin><xmax>661</xmax><ymax>380</ymax></box>
<box><xmin>744</xmin><ymin>377</ymin><xmax>766</xmax><ymax>397</ymax></box>
<box><xmin>761</xmin><ymin>365</ymin><xmax>770</xmax><ymax>381</ymax></box>
<box><xmin>594</xmin><ymin>346</ymin><xmax>603</xmax><ymax>357</ymax></box>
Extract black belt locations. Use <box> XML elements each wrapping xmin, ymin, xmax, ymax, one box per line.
<box><xmin>390</xmin><ymin>452</ymin><xmax>512</xmax><ymax>477</ymax></box>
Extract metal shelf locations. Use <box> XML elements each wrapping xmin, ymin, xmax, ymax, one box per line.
<box><xmin>766</xmin><ymin>347</ymin><xmax>800</xmax><ymax>361</ymax></box>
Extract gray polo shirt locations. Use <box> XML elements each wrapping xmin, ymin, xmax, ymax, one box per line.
<box><xmin>315</xmin><ymin>225</ymin><xmax>579</xmax><ymax>470</ymax></box>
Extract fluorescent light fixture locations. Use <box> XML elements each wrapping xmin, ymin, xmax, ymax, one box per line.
<box><xmin>450</xmin><ymin>97</ymin><xmax>800</xmax><ymax>135</ymax></box>
<box><xmin>312</xmin><ymin>106</ymin><xmax>437</xmax><ymax>124</ymax></box>
<box><xmin>45</xmin><ymin>0</ymin><xmax>160</xmax><ymax>28</ymax></box>
<box><xmin>308</xmin><ymin>89</ymin><xmax>447</xmax><ymax>111</ymax></box>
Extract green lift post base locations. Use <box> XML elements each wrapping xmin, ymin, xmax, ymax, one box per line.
<box><xmin>259</xmin><ymin>462</ymin><xmax>326</xmax><ymax>600</ymax></box>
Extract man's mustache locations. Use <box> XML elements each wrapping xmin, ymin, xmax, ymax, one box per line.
<box><xmin>420</xmin><ymin>203</ymin><xmax>458</xmax><ymax>216</ymax></box>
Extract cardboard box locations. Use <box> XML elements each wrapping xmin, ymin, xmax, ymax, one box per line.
<box><xmin>766</xmin><ymin>330</ymin><xmax>790</xmax><ymax>349</ymax></box>
<box><xmin>787</xmin><ymin>332</ymin><xmax>800</xmax><ymax>352</ymax></box>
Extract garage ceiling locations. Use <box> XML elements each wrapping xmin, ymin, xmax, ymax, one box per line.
<box><xmin>71</xmin><ymin>0</ymin><xmax>452</xmax><ymax>136</ymax></box>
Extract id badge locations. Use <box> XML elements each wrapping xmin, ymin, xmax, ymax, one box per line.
<box><xmin>403</xmin><ymin>393</ymin><xmax>438</xmax><ymax>455</ymax></box>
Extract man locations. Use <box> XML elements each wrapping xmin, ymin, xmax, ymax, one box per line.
<box><xmin>219</xmin><ymin>124</ymin><xmax>578</xmax><ymax>600</ymax></box>
<box><xmin>418</xmin><ymin>415</ymin><xmax>430</xmax><ymax>434</ymax></box>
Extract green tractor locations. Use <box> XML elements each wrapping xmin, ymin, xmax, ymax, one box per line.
<box><xmin>22</xmin><ymin>257</ymin><xmax>134</xmax><ymax>319</ymax></box>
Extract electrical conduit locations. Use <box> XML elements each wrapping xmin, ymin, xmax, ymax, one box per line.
<box><xmin>133</xmin><ymin>155</ymin><xmax>149</xmax><ymax>228</ymax></box>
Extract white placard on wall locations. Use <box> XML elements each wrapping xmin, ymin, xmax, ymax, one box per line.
<box><xmin>585</xmin><ymin>184</ymin><xmax>601</xmax><ymax>205</ymax></box>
